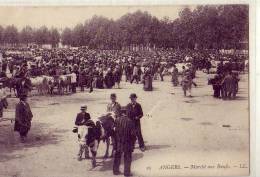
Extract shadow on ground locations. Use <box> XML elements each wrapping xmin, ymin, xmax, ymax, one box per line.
<box><xmin>94</xmin><ymin>153</ymin><xmax>144</xmax><ymax>172</ymax></box>
<box><xmin>91</xmin><ymin>145</ymin><xmax>170</xmax><ymax>172</ymax></box>
<box><xmin>0</xmin><ymin>121</ymin><xmax>67</xmax><ymax>162</ymax></box>
<box><xmin>145</xmin><ymin>144</ymin><xmax>171</xmax><ymax>151</ymax></box>
<box><xmin>233</xmin><ymin>96</ymin><xmax>248</xmax><ymax>101</ymax></box>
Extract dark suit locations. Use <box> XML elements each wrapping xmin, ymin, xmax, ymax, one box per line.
<box><xmin>75</xmin><ymin>112</ymin><xmax>91</xmax><ymax>126</ymax></box>
<box><xmin>113</xmin><ymin>114</ymin><xmax>136</xmax><ymax>176</ymax></box>
<box><xmin>126</xmin><ymin>102</ymin><xmax>145</xmax><ymax>148</ymax></box>
<box><xmin>221</xmin><ymin>74</ymin><xmax>236</xmax><ymax>99</ymax></box>
<box><xmin>14</xmin><ymin>101</ymin><xmax>33</xmax><ymax>137</ymax></box>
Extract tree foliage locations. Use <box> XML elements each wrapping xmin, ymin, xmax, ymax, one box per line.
<box><xmin>0</xmin><ymin>25</ymin><xmax>4</xmax><ymax>44</ymax></box>
<box><xmin>61</xmin><ymin>5</ymin><xmax>248</xmax><ymax>50</ymax></box>
<box><xmin>49</xmin><ymin>28</ymin><xmax>60</xmax><ymax>47</ymax></box>
<box><xmin>61</xmin><ymin>27</ymin><xmax>72</xmax><ymax>46</ymax></box>
<box><xmin>19</xmin><ymin>26</ymin><xmax>34</xmax><ymax>45</ymax></box>
<box><xmin>3</xmin><ymin>25</ymin><xmax>19</xmax><ymax>45</ymax></box>
<box><xmin>0</xmin><ymin>5</ymin><xmax>248</xmax><ymax>50</ymax></box>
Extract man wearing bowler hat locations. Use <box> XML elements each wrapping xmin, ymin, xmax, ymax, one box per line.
<box><xmin>126</xmin><ymin>93</ymin><xmax>146</xmax><ymax>152</ymax></box>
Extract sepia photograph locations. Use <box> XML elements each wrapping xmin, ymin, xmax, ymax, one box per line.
<box><xmin>0</xmin><ymin>3</ymin><xmax>251</xmax><ymax>177</ymax></box>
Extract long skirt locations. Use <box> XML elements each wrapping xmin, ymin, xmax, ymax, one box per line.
<box><xmin>143</xmin><ymin>77</ymin><xmax>153</xmax><ymax>91</ymax></box>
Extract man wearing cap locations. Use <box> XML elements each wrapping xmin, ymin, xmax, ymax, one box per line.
<box><xmin>14</xmin><ymin>94</ymin><xmax>33</xmax><ymax>143</ymax></box>
<box><xmin>107</xmin><ymin>93</ymin><xmax>121</xmax><ymax>119</ymax></box>
<box><xmin>126</xmin><ymin>93</ymin><xmax>146</xmax><ymax>152</ymax></box>
<box><xmin>75</xmin><ymin>105</ymin><xmax>91</xmax><ymax>126</ymax></box>
<box><xmin>74</xmin><ymin>105</ymin><xmax>95</xmax><ymax>159</ymax></box>
<box><xmin>113</xmin><ymin>106</ymin><xmax>136</xmax><ymax>176</ymax></box>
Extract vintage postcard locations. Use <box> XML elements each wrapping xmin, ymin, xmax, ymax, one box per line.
<box><xmin>0</xmin><ymin>1</ymin><xmax>253</xmax><ymax>177</ymax></box>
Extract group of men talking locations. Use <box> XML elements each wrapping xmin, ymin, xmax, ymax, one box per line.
<box><xmin>75</xmin><ymin>93</ymin><xmax>146</xmax><ymax>177</ymax></box>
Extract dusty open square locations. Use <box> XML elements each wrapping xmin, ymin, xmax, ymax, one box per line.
<box><xmin>0</xmin><ymin>71</ymin><xmax>249</xmax><ymax>177</ymax></box>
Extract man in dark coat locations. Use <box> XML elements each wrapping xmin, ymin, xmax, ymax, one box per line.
<box><xmin>105</xmin><ymin>69</ymin><xmax>114</xmax><ymax>89</ymax></box>
<box><xmin>113</xmin><ymin>107</ymin><xmax>136</xmax><ymax>177</ymax></box>
<box><xmin>75</xmin><ymin>105</ymin><xmax>91</xmax><ymax>126</ymax></box>
<box><xmin>171</xmin><ymin>65</ymin><xmax>179</xmax><ymax>86</ymax></box>
<box><xmin>74</xmin><ymin>105</ymin><xmax>95</xmax><ymax>159</ymax></box>
<box><xmin>211</xmin><ymin>74</ymin><xmax>222</xmax><ymax>98</ymax></box>
<box><xmin>221</xmin><ymin>71</ymin><xmax>236</xmax><ymax>100</ymax></box>
<box><xmin>96</xmin><ymin>70</ymin><xmax>104</xmax><ymax>89</ymax></box>
<box><xmin>16</xmin><ymin>76</ymin><xmax>32</xmax><ymax>98</ymax></box>
<box><xmin>124</xmin><ymin>63</ymin><xmax>132</xmax><ymax>82</ymax></box>
<box><xmin>126</xmin><ymin>93</ymin><xmax>146</xmax><ymax>152</ymax></box>
<box><xmin>113</xmin><ymin>66</ymin><xmax>122</xmax><ymax>89</ymax></box>
<box><xmin>206</xmin><ymin>59</ymin><xmax>211</xmax><ymax>74</ymax></box>
<box><xmin>143</xmin><ymin>70</ymin><xmax>153</xmax><ymax>91</ymax></box>
<box><xmin>14</xmin><ymin>94</ymin><xmax>33</xmax><ymax>143</ymax></box>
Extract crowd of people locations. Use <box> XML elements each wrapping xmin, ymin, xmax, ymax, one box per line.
<box><xmin>0</xmin><ymin>46</ymin><xmax>248</xmax><ymax>177</ymax></box>
<box><xmin>0</xmin><ymin>47</ymin><xmax>248</xmax><ymax>98</ymax></box>
<box><xmin>208</xmin><ymin>62</ymin><xmax>240</xmax><ymax>100</ymax></box>
<box><xmin>0</xmin><ymin>47</ymin><xmax>248</xmax><ymax>122</ymax></box>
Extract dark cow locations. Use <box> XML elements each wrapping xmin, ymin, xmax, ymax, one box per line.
<box><xmin>15</xmin><ymin>77</ymin><xmax>32</xmax><ymax>97</ymax></box>
<box><xmin>74</xmin><ymin>114</ymin><xmax>116</xmax><ymax>168</ymax></box>
<box><xmin>95</xmin><ymin>114</ymin><xmax>116</xmax><ymax>158</ymax></box>
<box><xmin>0</xmin><ymin>77</ymin><xmax>32</xmax><ymax>97</ymax></box>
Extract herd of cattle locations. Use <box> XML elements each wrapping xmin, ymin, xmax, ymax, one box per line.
<box><xmin>0</xmin><ymin>65</ymin><xmax>194</xmax><ymax>97</ymax></box>
<box><xmin>202</xmin><ymin>60</ymin><xmax>248</xmax><ymax>74</ymax></box>
<box><xmin>0</xmin><ymin>57</ymin><xmax>248</xmax><ymax>97</ymax></box>
<box><xmin>0</xmin><ymin>74</ymin><xmax>74</xmax><ymax>96</ymax></box>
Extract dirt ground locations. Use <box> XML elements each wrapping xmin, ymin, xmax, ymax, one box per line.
<box><xmin>0</xmin><ymin>71</ymin><xmax>249</xmax><ymax>177</ymax></box>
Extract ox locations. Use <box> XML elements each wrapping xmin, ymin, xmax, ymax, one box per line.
<box><xmin>49</xmin><ymin>75</ymin><xmax>72</xmax><ymax>95</ymax></box>
<box><xmin>95</xmin><ymin>114</ymin><xmax>116</xmax><ymax>158</ymax></box>
<box><xmin>74</xmin><ymin>114</ymin><xmax>116</xmax><ymax>168</ymax></box>
<box><xmin>30</xmin><ymin>76</ymin><xmax>54</xmax><ymax>95</ymax></box>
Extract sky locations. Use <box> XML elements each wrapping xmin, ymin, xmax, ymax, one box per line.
<box><xmin>0</xmin><ymin>5</ymin><xmax>195</xmax><ymax>30</ymax></box>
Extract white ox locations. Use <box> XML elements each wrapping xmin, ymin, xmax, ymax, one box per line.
<box><xmin>30</xmin><ymin>76</ymin><xmax>54</xmax><ymax>95</ymax></box>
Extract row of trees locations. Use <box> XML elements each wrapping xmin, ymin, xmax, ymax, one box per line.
<box><xmin>61</xmin><ymin>5</ymin><xmax>248</xmax><ymax>50</ymax></box>
<box><xmin>0</xmin><ymin>25</ymin><xmax>60</xmax><ymax>47</ymax></box>
<box><xmin>0</xmin><ymin>5</ymin><xmax>248</xmax><ymax>50</ymax></box>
